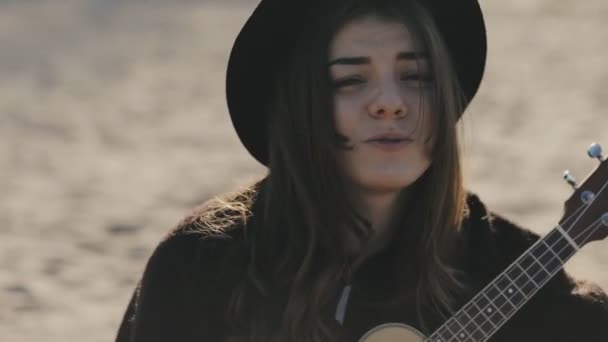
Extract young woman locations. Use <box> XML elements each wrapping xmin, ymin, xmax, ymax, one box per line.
<box><xmin>116</xmin><ymin>0</ymin><xmax>608</xmax><ymax>341</ymax></box>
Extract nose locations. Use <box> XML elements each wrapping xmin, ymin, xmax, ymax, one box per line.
<box><xmin>368</xmin><ymin>82</ymin><xmax>407</xmax><ymax>119</ymax></box>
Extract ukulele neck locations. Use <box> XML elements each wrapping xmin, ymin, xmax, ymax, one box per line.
<box><xmin>426</xmin><ymin>226</ymin><xmax>578</xmax><ymax>342</ymax></box>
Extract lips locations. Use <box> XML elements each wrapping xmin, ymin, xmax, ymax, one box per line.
<box><xmin>365</xmin><ymin>133</ymin><xmax>411</xmax><ymax>143</ymax></box>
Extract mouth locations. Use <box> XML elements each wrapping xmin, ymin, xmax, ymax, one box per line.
<box><xmin>364</xmin><ymin>136</ymin><xmax>413</xmax><ymax>152</ymax></box>
<box><xmin>364</xmin><ymin>133</ymin><xmax>413</xmax><ymax>143</ymax></box>
<box><xmin>366</xmin><ymin>137</ymin><xmax>412</xmax><ymax>143</ymax></box>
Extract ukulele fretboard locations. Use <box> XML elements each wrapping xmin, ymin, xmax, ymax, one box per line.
<box><xmin>426</xmin><ymin>227</ymin><xmax>577</xmax><ymax>342</ymax></box>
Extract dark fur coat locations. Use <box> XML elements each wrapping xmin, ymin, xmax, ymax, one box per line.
<box><xmin>116</xmin><ymin>192</ymin><xmax>608</xmax><ymax>341</ymax></box>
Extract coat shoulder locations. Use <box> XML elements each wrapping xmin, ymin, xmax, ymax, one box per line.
<box><xmin>169</xmin><ymin>184</ymin><xmax>260</xmax><ymax>240</ymax></box>
<box><xmin>142</xmin><ymin>185</ymin><xmax>260</xmax><ymax>286</ymax></box>
<box><xmin>116</xmin><ymin>186</ymin><xmax>260</xmax><ymax>342</ymax></box>
<box><xmin>142</xmin><ymin>191</ymin><xmax>254</xmax><ymax>271</ymax></box>
<box><xmin>463</xmin><ymin>192</ymin><xmax>540</xmax><ymax>265</ymax></box>
<box><xmin>571</xmin><ymin>279</ymin><xmax>608</xmax><ymax>305</ymax></box>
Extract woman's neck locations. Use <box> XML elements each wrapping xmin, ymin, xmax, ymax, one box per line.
<box><xmin>349</xmin><ymin>187</ymin><xmax>410</xmax><ymax>268</ymax></box>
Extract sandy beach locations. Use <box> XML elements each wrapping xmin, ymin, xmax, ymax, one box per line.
<box><xmin>1</xmin><ymin>0</ymin><xmax>606</xmax><ymax>341</ymax></box>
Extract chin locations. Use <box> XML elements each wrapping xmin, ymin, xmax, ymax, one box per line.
<box><xmin>355</xmin><ymin>175</ymin><xmax>418</xmax><ymax>193</ymax></box>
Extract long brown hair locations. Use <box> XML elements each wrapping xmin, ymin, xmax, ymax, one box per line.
<box><xmin>203</xmin><ymin>0</ymin><xmax>470</xmax><ymax>340</ymax></box>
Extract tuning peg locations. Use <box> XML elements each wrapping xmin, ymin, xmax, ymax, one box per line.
<box><xmin>563</xmin><ymin>170</ymin><xmax>578</xmax><ymax>190</ymax></box>
<box><xmin>587</xmin><ymin>143</ymin><xmax>604</xmax><ymax>162</ymax></box>
<box><xmin>601</xmin><ymin>213</ymin><xmax>608</xmax><ymax>227</ymax></box>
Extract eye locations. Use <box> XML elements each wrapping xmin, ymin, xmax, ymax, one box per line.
<box><xmin>401</xmin><ymin>72</ymin><xmax>434</xmax><ymax>86</ymax></box>
<box><xmin>332</xmin><ymin>77</ymin><xmax>365</xmax><ymax>89</ymax></box>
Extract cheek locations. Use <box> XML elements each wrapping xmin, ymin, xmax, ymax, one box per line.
<box><xmin>333</xmin><ymin>99</ymin><xmax>355</xmax><ymax>133</ymax></box>
<box><xmin>333</xmin><ymin>94</ymin><xmax>368</xmax><ymax>136</ymax></box>
<box><xmin>405</xmin><ymin>92</ymin><xmax>434</xmax><ymax>140</ymax></box>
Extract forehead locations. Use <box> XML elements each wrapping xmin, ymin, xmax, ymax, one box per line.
<box><xmin>329</xmin><ymin>16</ymin><xmax>418</xmax><ymax>57</ymax></box>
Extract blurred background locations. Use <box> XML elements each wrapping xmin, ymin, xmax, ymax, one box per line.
<box><xmin>0</xmin><ymin>0</ymin><xmax>606</xmax><ymax>341</ymax></box>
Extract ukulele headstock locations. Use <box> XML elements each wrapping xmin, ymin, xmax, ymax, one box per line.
<box><xmin>559</xmin><ymin>143</ymin><xmax>608</xmax><ymax>247</ymax></box>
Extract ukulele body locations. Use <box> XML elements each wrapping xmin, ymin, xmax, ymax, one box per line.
<box><xmin>358</xmin><ymin>323</ymin><xmax>426</xmax><ymax>342</ymax></box>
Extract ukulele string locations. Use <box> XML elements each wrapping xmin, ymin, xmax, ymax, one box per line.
<box><xmin>542</xmin><ymin>175</ymin><xmax>608</xmax><ymax>269</ymax></box>
<box><xmin>433</xmin><ymin>182</ymin><xmax>608</xmax><ymax>342</ymax></box>
<box><xmin>472</xmin><ymin>190</ymin><xmax>608</xmax><ymax>341</ymax></box>
<box><xmin>475</xmin><ymin>218</ymin><xmax>606</xmax><ymax>342</ymax></box>
<box><xmin>571</xmin><ymin>217</ymin><xmax>605</xmax><ymax>246</ymax></box>
<box><xmin>558</xmin><ymin>200</ymin><xmax>588</xmax><ymax>232</ymax></box>
<box><xmin>562</xmin><ymin>176</ymin><xmax>608</xmax><ymax>238</ymax></box>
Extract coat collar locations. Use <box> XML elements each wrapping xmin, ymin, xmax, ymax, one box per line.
<box><xmin>348</xmin><ymin>192</ymin><xmax>491</xmax><ymax>292</ymax></box>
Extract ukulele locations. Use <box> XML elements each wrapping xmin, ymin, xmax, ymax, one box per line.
<box><xmin>359</xmin><ymin>142</ymin><xmax>608</xmax><ymax>342</ymax></box>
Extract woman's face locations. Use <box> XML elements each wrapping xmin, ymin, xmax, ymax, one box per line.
<box><xmin>329</xmin><ymin>16</ymin><xmax>434</xmax><ymax>194</ymax></box>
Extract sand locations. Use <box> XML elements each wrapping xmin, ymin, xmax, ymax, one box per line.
<box><xmin>0</xmin><ymin>0</ymin><xmax>606</xmax><ymax>341</ymax></box>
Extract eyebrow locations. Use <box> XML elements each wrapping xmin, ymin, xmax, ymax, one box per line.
<box><xmin>328</xmin><ymin>51</ymin><xmax>428</xmax><ymax>66</ymax></box>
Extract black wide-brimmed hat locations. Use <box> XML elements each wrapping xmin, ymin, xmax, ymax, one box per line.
<box><xmin>226</xmin><ymin>0</ymin><xmax>487</xmax><ymax>166</ymax></box>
